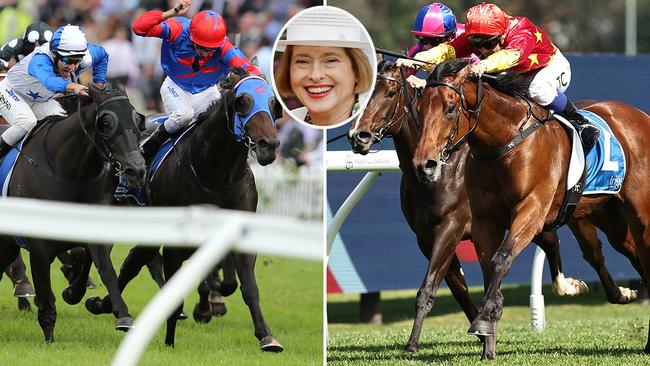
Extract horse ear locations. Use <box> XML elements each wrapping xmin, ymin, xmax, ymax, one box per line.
<box><xmin>250</xmin><ymin>56</ymin><xmax>259</xmax><ymax>67</ymax></box>
<box><xmin>376</xmin><ymin>52</ymin><xmax>383</xmax><ymax>63</ymax></box>
<box><xmin>115</xmin><ymin>81</ymin><xmax>127</xmax><ymax>94</ymax></box>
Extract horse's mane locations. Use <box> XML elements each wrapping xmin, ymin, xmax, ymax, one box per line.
<box><xmin>427</xmin><ymin>58</ymin><xmax>532</xmax><ymax>98</ymax></box>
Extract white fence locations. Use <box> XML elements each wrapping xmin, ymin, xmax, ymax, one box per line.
<box><xmin>251</xmin><ymin>163</ymin><xmax>323</xmax><ymax>221</ymax></box>
<box><xmin>326</xmin><ymin>150</ymin><xmax>546</xmax><ymax>331</ymax></box>
<box><xmin>0</xmin><ymin>197</ymin><xmax>322</xmax><ymax>365</ymax></box>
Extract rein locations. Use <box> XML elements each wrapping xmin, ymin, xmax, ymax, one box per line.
<box><xmin>375</xmin><ymin>66</ymin><xmax>421</xmax><ymax>141</ymax></box>
<box><xmin>426</xmin><ymin>76</ymin><xmax>483</xmax><ymax>161</ymax></box>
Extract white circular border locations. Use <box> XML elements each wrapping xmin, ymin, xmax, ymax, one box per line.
<box><xmin>269</xmin><ymin>5</ymin><xmax>377</xmax><ymax>130</ymax></box>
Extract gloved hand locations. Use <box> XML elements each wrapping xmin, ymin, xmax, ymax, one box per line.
<box><xmin>396</xmin><ymin>58</ymin><xmax>426</xmax><ymax>69</ymax></box>
<box><xmin>406</xmin><ymin>75</ymin><xmax>426</xmax><ymax>89</ymax></box>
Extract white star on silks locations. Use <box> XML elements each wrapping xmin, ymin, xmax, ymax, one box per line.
<box><xmin>26</xmin><ymin>90</ymin><xmax>42</xmax><ymax>100</ymax></box>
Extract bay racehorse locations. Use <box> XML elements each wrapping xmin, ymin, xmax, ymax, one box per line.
<box><xmin>349</xmin><ymin>59</ymin><xmax>602</xmax><ymax>353</ymax></box>
<box><xmin>412</xmin><ymin>58</ymin><xmax>649</xmax><ymax>359</ymax></box>
<box><xmin>85</xmin><ymin>67</ymin><xmax>283</xmax><ymax>350</ymax></box>
<box><xmin>0</xmin><ymin>82</ymin><xmax>146</xmax><ymax>342</ymax></box>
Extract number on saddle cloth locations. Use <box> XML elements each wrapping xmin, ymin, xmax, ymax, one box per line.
<box><xmin>580</xmin><ymin>110</ymin><xmax>626</xmax><ymax>194</ymax></box>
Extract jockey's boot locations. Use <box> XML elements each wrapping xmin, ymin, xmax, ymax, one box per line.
<box><xmin>0</xmin><ymin>138</ymin><xmax>12</xmax><ymax>161</ymax></box>
<box><xmin>560</xmin><ymin>99</ymin><xmax>600</xmax><ymax>152</ymax></box>
<box><xmin>140</xmin><ymin>124</ymin><xmax>172</xmax><ymax>162</ymax></box>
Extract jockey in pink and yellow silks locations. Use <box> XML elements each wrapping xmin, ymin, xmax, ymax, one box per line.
<box><xmin>407</xmin><ymin>3</ymin><xmax>464</xmax><ymax>58</ymax></box>
<box><xmin>399</xmin><ymin>2</ymin><xmax>599</xmax><ymax>151</ymax></box>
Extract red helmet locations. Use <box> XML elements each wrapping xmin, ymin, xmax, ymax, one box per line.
<box><xmin>465</xmin><ymin>2</ymin><xmax>507</xmax><ymax>36</ymax></box>
<box><xmin>190</xmin><ymin>10</ymin><xmax>227</xmax><ymax>48</ymax></box>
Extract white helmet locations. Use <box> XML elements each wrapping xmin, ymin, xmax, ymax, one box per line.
<box><xmin>49</xmin><ymin>25</ymin><xmax>87</xmax><ymax>57</ymax></box>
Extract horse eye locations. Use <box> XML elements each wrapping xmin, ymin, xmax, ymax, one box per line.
<box><xmin>387</xmin><ymin>90</ymin><xmax>396</xmax><ymax>98</ymax></box>
<box><xmin>99</xmin><ymin>117</ymin><xmax>112</xmax><ymax>134</ymax></box>
<box><xmin>446</xmin><ymin>103</ymin><xmax>455</xmax><ymax>115</ymax></box>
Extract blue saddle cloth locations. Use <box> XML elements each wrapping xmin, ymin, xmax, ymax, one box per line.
<box><xmin>0</xmin><ymin>139</ymin><xmax>32</xmax><ymax>248</ymax></box>
<box><xmin>114</xmin><ymin>116</ymin><xmax>195</xmax><ymax>205</ymax></box>
<box><xmin>581</xmin><ymin>110</ymin><xmax>626</xmax><ymax>194</ymax></box>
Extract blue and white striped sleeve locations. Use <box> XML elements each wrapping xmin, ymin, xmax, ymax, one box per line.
<box><xmin>88</xmin><ymin>44</ymin><xmax>109</xmax><ymax>84</ymax></box>
<box><xmin>27</xmin><ymin>54</ymin><xmax>69</xmax><ymax>93</ymax></box>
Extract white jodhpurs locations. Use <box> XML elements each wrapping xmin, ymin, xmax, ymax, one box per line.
<box><xmin>0</xmin><ymin>78</ymin><xmax>66</xmax><ymax>145</ymax></box>
<box><xmin>159</xmin><ymin>76</ymin><xmax>221</xmax><ymax>134</ymax></box>
<box><xmin>528</xmin><ymin>50</ymin><xmax>572</xmax><ymax>107</ymax></box>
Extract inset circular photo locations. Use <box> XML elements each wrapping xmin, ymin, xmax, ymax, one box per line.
<box><xmin>271</xmin><ymin>6</ymin><xmax>376</xmax><ymax>129</ymax></box>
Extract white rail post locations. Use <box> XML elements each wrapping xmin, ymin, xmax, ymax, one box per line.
<box><xmin>111</xmin><ymin>218</ymin><xmax>245</xmax><ymax>366</ymax></box>
<box><xmin>327</xmin><ymin>171</ymin><xmax>381</xmax><ymax>254</ymax></box>
<box><xmin>530</xmin><ymin>246</ymin><xmax>546</xmax><ymax>332</ymax></box>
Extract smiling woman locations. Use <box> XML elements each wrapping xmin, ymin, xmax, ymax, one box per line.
<box><xmin>273</xmin><ymin>6</ymin><xmax>375</xmax><ymax>128</ymax></box>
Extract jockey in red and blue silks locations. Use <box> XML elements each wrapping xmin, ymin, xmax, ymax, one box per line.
<box><xmin>132</xmin><ymin>0</ymin><xmax>261</xmax><ymax>160</ymax></box>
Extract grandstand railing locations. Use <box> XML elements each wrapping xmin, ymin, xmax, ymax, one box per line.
<box><xmin>326</xmin><ymin>150</ymin><xmax>546</xmax><ymax>331</ymax></box>
<box><xmin>0</xmin><ymin>197</ymin><xmax>322</xmax><ymax>365</ymax></box>
<box><xmin>251</xmin><ymin>163</ymin><xmax>323</xmax><ymax>221</ymax></box>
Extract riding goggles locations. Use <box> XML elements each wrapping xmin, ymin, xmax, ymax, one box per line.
<box><xmin>59</xmin><ymin>55</ymin><xmax>83</xmax><ymax>65</ymax></box>
<box><xmin>416</xmin><ymin>36</ymin><xmax>449</xmax><ymax>47</ymax></box>
<box><xmin>466</xmin><ymin>35</ymin><xmax>501</xmax><ymax>49</ymax></box>
<box><xmin>193</xmin><ymin>43</ymin><xmax>219</xmax><ymax>53</ymax></box>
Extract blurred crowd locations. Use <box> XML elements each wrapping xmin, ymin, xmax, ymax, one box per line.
<box><xmin>0</xmin><ymin>0</ymin><xmax>323</xmax><ymax>168</ymax></box>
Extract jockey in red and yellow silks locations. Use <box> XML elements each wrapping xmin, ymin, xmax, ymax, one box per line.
<box><xmin>399</xmin><ymin>2</ymin><xmax>599</xmax><ymax>151</ymax></box>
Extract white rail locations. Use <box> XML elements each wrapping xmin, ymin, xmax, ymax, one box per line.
<box><xmin>0</xmin><ymin>197</ymin><xmax>322</xmax><ymax>365</ymax></box>
<box><xmin>326</xmin><ymin>150</ymin><xmax>545</xmax><ymax>331</ymax></box>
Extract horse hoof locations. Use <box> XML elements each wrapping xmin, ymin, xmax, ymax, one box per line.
<box><xmin>85</xmin><ymin>296</ymin><xmax>111</xmax><ymax>315</ymax></box>
<box><xmin>192</xmin><ymin>304</ymin><xmax>212</xmax><ymax>324</ymax></box>
<box><xmin>178</xmin><ymin>311</ymin><xmax>188</xmax><ymax>320</ymax></box>
<box><xmin>618</xmin><ymin>287</ymin><xmax>638</xmax><ymax>304</ymax></box>
<box><xmin>116</xmin><ymin>317</ymin><xmax>134</xmax><ymax>332</ymax></box>
<box><xmin>211</xmin><ymin>302</ymin><xmax>227</xmax><ymax>317</ymax></box>
<box><xmin>468</xmin><ymin>319</ymin><xmax>494</xmax><ymax>336</ymax></box>
<box><xmin>13</xmin><ymin>281</ymin><xmax>35</xmax><ymax>297</ymax></box>
<box><xmin>62</xmin><ymin>286</ymin><xmax>85</xmax><ymax>305</ymax></box>
<box><xmin>17</xmin><ymin>297</ymin><xmax>31</xmax><ymax>312</ymax></box>
<box><xmin>404</xmin><ymin>344</ymin><xmax>419</xmax><ymax>353</ymax></box>
<box><xmin>260</xmin><ymin>336</ymin><xmax>284</xmax><ymax>352</ymax></box>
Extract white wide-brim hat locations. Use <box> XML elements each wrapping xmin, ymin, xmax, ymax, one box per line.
<box><xmin>276</xmin><ymin>6</ymin><xmax>370</xmax><ymax>51</ymax></box>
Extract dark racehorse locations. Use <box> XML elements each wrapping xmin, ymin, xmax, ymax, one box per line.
<box><xmin>412</xmin><ymin>59</ymin><xmax>648</xmax><ymax>359</ymax></box>
<box><xmin>0</xmin><ymin>83</ymin><xmax>146</xmax><ymax>342</ymax></box>
<box><xmin>86</xmin><ymin>67</ymin><xmax>283</xmax><ymax>350</ymax></box>
<box><xmin>349</xmin><ymin>59</ymin><xmax>599</xmax><ymax>353</ymax></box>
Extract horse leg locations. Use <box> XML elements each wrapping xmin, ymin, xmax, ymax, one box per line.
<box><xmin>87</xmin><ymin>244</ymin><xmax>133</xmax><ymax>331</ymax></box>
<box><xmin>219</xmin><ymin>255</ymin><xmax>238</xmax><ymax>296</ymax></box>
<box><xmin>146</xmin><ymin>251</ymin><xmax>165</xmax><ymax>288</ymax></box>
<box><xmin>86</xmin><ymin>246</ymin><xmax>159</xmax><ymax>315</ymax></box>
<box><xmin>469</xmin><ymin>201</ymin><xmax>542</xmax><ymax>360</ymax></box>
<box><xmin>206</xmin><ymin>265</ymin><xmax>227</xmax><ymax>316</ymax></box>
<box><xmin>61</xmin><ymin>247</ymin><xmax>93</xmax><ymax>305</ymax></box>
<box><xmin>29</xmin><ymin>245</ymin><xmax>57</xmax><ymax>342</ymax></box>
<box><xmin>162</xmin><ymin>247</ymin><xmax>185</xmax><ymax>347</ymax></box>
<box><xmin>445</xmin><ymin>254</ymin><xmax>480</xmax><ymax>324</ymax></box>
<box><xmin>6</xmin><ymin>251</ymin><xmax>36</xmax><ymax>298</ymax></box>
<box><xmin>234</xmin><ymin>252</ymin><xmax>283</xmax><ymax>352</ymax></box>
<box><xmin>568</xmin><ymin>217</ymin><xmax>637</xmax><ymax>303</ymax></box>
<box><xmin>193</xmin><ymin>280</ymin><xmax>213</xmax><ymax>323</ymax></box>
<box><xmin>405</xmin><ymin>230</ymin><xmax>471</xmax><ymax>353</ymax></box>
<box><xmin>533</xmin><ymin>231</ymin><xmax>588</xmax><ymax>296</ymax></box>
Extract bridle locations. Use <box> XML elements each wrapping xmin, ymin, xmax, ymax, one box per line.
<box><xmin>425</xmin><ymin>75</ymin><xmax>484</xmax><ymax>162</ymax></box>
<box><xmin>375</xmin><ymin>66</ymin><xmax>421</xmax><ymax>142</ymax></box>
<box><xmin>77</xmin><ymin>93</ymin><xmax>141</xmax><ymax>176</ymax></box>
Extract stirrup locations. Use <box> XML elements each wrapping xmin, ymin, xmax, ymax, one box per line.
<box><xmin>579</xmin><ymin>125</ymin><xmax>600</xmax><ymax>152</ymax></box>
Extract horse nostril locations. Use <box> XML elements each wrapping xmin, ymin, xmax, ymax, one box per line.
<box><xmin>357</xmin><ymin>131</ymin><xmax>372</xmax><ymax>144</ymax></box>
<box><xmin>424</xmin><ymin>160</ymin><xmax>437</xmax><ymax>173</ymax></box>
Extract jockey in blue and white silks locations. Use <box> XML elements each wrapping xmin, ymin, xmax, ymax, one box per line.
<box><xmin>132</xmin><ymin>1</ymin><xmax>261</xmax><ymax>160</ymax></box>
<box><xmin>0</xmin><ymin>24</ymin><xmax>108</xmax><ymax>160</ymax></box>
